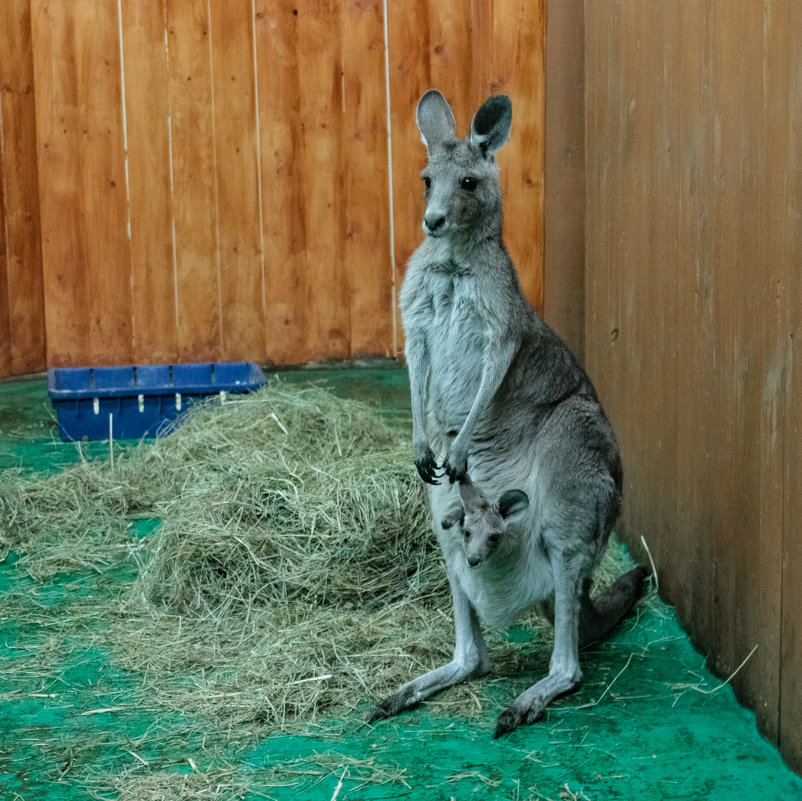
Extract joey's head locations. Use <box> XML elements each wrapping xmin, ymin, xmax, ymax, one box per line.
<box><xmin>415</xmin><ymin>90</ymin><xmax>512</xmax><ymax>242</ymax></box>
<box><xmin>441</xmin><ymin>477</ymin><xmax>529</xmax><ymax>568</ymax></box>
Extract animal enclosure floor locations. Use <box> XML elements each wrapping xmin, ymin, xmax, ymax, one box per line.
<box><xmin>1</xmin><ymin>362</ymin><xmax>800</xmax><ymax>801</ymax></box>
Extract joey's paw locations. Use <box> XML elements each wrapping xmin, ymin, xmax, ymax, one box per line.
<box><xmin>493</xmin><ymin>702</ymin><xmax>544</xmax><ymax>739</ymax></box>
<box><xmin>414</xmin><ymin>444</ymin><xmax>441</xmax><ymax>485</ymax></box>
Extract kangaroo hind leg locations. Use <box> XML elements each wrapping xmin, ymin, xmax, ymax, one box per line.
<box><xmin>494</xmin><ymin>545</ymin><xmax>587</xmax><ymax>738</ymax></box>
<box><xmin>368</xmin><ymin>578</ymin><xmax>489</xmax><ymax>723</ymax></box>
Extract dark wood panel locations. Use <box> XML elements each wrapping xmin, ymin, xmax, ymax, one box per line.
<box><xmin>585</xmin><ymin>0</ymin><xmax>801</xmax><ymax>771</ymax></box>
<box><xmin>778</xmin><ymin>3</ymin><xmax>802</xmax><ymax>774</ymax></box>
<box><xmin>543</xmin><ymin>0</ymin><xmax>585</xmax><ymax>359</ymax></box>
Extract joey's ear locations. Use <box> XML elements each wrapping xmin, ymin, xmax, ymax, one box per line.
<box><xmin>417</xmin><ymin>90</ymin><xmax>456</xmax><ymax>151</ymax></box>
<box><xmin>470</xmin><ymin>95</ymin><xmax>512</xmax><ymax>155</ymax></box>
<box><xmin>441</xmin><ymin>507</ymin><xmax>465</xmax><ymax>531</ymax></box>
<box><xmin>497</xmin><ymin>489</ymin><xmax>529</xmax><ymax>522</ymax></box>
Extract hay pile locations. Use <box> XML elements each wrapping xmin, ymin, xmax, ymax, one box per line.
<box><xmin>1</xmin><ymin>383</ymin><xmax>455</xmax><ymax>729</ymax></box>
<box><xmin>0</xmin><ymin>380</ymin><xmax>637</xmax><ymax>733</ymax></box>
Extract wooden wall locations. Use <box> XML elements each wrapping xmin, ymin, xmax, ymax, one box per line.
<box><xmin>584</xmin><ymin>0</ymin><xmax>802</xmax><ymax>773</ymax></box>
<box><xmin>0</xmin><ymin>0</ymin><xmax>544</xmax><ymax>376</ymax></box>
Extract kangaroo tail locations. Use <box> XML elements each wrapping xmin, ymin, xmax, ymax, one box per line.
<box><xmin>578</xmin><ymin>566</ymin><xmax>649</xmax><ymax>648</ymax></box>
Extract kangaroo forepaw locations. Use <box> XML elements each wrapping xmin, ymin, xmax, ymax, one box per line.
<box><xmin>493</xmin><ymin>700</ymin><xmax>545</xmax><ymax>739</ymax></box>
<box><xmin>443</xmin><ymin>455</ymin><xmax>468</xmax><ymax>484</ymax></box>
<box><xmin>414</xmin><ymin>445</ymin><xmax>441</xmax><ymax>485</ymax></box>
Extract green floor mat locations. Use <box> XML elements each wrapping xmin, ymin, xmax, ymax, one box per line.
<box><xmin>1</xmin><ymin>363</ymin><xmax>800</xmax><ymax>801</ymax></box>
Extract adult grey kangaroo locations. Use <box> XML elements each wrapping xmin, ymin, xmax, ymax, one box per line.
<box><xmin>368</xmin><ymin>90</ymin><xmax>647</xmax><ymax>738</ymax></box>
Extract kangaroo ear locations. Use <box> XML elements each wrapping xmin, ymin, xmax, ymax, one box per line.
<box><xmin>417</xmin><ymin>90</ymin><xmax>456</xmax><ymax>151</ymax></box>
<box><xmin>470</xmin><ymin>95</ymin><xmax>512</xmax><ymax>155</ymax></box>
<box><xmin>441</xmin><ymin>506</ymin><xmax>465</xmax><ymax>531</ymax></box>
<box><xmin>497</xmin><ymin>489</ymin><xmax>529</xmax><ymax>522</ymax></box>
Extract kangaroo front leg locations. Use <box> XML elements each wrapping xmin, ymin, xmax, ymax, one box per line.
<box><xmin>444</xmin><ymin>337</ymin><xmax>517</xmax><ymax>482</ymax></box>
<box><xmin>368</xmin><ymin>577</ymin><xmax>489</xmax><ymax>723</ymax></box>
<box><xmin>494</xmin><ymin>551</ymin><xmax>584</xmax><ymax>738</ymax></box>
<box><xmin>406</xmin><ymin>335</ymin><xmax>440</xmax><ymax>484</ymax></box>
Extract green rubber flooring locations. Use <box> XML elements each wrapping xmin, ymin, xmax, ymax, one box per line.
<box><xmin>1</xmin><ymin>363</ymin><xmax>801</xmax><ymax>801</ymax></box>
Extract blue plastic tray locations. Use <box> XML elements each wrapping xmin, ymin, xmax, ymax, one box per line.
<box><xmin>47</xmin><ymin>362</ymin><xmax>266</xmax><ymax>441</ymax></box>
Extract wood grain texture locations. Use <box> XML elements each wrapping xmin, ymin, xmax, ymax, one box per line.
<box><xmin>543</xmin><ymin>0</ymin><xmax>585</xmax><ymax>359</ymax></box>
<box><xmin>1</xmin><ymin>0</ymin><xmax>545</xmax><ymax>376</ymax></box>
<box><xmin>253</xmin><ymin>0</ymin><xmax>308</xmax><ymax>365</ymax></box>
<box><xmin>122</xmin><ymin>0</ymin><xmax>179</xmax><ymax>364</ymax></box>
<box><xmin>294</xmin><ymin>0</ymin><xmax>350</xmax><ymax>361</ymax></box>
<box><xmin>778</xmin><ymin>3</ymin><xmax>802</xmax><ymax>774</ymax></box>
<box><xmin>209</xmin><ymin>0</ymin><xmax>265</xmax><ymax>361</ymax></box>
<box><xmin>164</xmin><ymin>0</ymin><xmax>221</xmax><ymax>362</ymax></box>
<box><xmin>31</xmin><ymin>0</ymin><xmax>133</xmax><ymax>367</ymax></box>
<box><xmin>585</xmin><ymin>0</ymin><xmax>802</xmax><ymax>771</ymax></box>
<box><xmin>341</xmin><ymin>0</ymin><xmax>393</xmax><ymax>358</ymax></box>
<box><xmin>0</xmin><ymin>0</ymin><xmax>46</xmax><ymax>376</ymax></box>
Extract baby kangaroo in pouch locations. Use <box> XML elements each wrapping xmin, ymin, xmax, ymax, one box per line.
<box><xmin>368</xmin><ymin>90</ymin><xmax>647</xmax><ymax>738</ymax></box>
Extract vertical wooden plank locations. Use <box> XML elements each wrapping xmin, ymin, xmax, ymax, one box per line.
<box><xmin>780</xmin><ymin>1</ymin><xmax>802</xmax><ymax>774</ymax></box>
<box><xmin>586</xmin><ymin>0</ymin><xmax>800</xmax><ymax>758</ymax></box>
<box><xmin>209</xmin><ymin>0</ymin><xmax>265</xmax><ymax>362</ymax></box>
<box><xmin>705</xmin><ymin>1</ymin><xmax>782</xmax><ymax>737</ymax></box>
<box><xmin>293</xmin><ymin>0</ymin><xmax>350</xmax><ymax>361</ymax></box>
<box><xmin>0</xmin><ymin>135</ymin><xmax>9</xmax><ymax>376</ymax></box>
<box><xmin>253</xmin><ymin>0</ymin><xmax>308</xmax><ymax>366</ymax></box>
<box><xmin>164</xmin><ymin>0</ymin><xmax>221</xmax><ymax>362</ymax></box>
<box><xmin>673</xmin><ymin>0</ymin><xmax>715</xmax><ymax>650</ymax></box>
<box><xmin>31</xmin><ymin>0</ymin><xmax>132</xmax><ymax>367</ymax></box>
<box><xmin>543</xmin><ymin>0</ymin><xmax>585</xmax><ymax>358</ymax></box>
<box><xmin>491</xmin><ymin>0</ymin><xmax>545</xmax><ymax>313</ymax></box>
<box><xmin>255</xmin><ymin>0</ymin><xmax>355</xmax><ymax>364</ymax></box>
<box><xmin>341</xmin><ymin>0</ymin><xmax>392</xmax><ymax>358</ymax></box>
<box><xmin>121</xmin><ymin>0</ymin><xmax>179</xmax><ymax>364</ymax></box>
<box><xmin>0</xmin><ymin>0</ymin><xmax>46</xmax><ymax>377</ymax></box>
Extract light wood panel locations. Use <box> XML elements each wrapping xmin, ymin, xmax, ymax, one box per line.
<box><xmin>121</xmin><ymin>0</ymin><xmax>179</xmax><ymax>364</ymax></box>
<box><xmin>0</xmin><ymin>0</ymin><xmax>45</xmax><ymax>375</ymax></box>
<box><xmin>164</xmin><ymin>0</ymin><xmax>222</xmax><ymax>362</ymax></box>
<box><xmin>2</xmin><ymin>0</ymin><xmax>545</xmax><ymax>376</ymax></box>
<box><xmin>31</xmin><ymin>0</ymin><xmax>133</xmax><ymax>367</ymax></box>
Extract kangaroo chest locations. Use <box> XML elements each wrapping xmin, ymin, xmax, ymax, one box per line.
<box><xmin>405</xmin><ymin>266</ymin><xmax>489</xmax><ymax>428</ymax></box>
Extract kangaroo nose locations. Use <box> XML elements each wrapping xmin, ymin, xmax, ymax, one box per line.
<box><xmin>424</xmin><ymin>213</ymin><xmax>446</xmax><ymax>234</ymax></box>
<box><xmin>467</xmin><ymin>554</ymin><xmax>481</xmax><ymax>568</ymax></box>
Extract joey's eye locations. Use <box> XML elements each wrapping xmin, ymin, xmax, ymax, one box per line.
<box><xmin>460</xmin><ymin>176</ymin><xmax>478</xmax><ymax>191</ymax></box>
<box><xmin>422</xmin><ymin>176</ymin><xmax>431</xmax><ymax>190</ymax></box>
<box><xmin>463</xmin><ymin>529</ymin><xmax>472</xmax><ymax>541</ymax></box>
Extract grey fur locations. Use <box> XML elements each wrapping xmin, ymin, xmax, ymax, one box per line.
<box><xmin>368</xmin><ymin>90</ymin><xmax>646</xmax><ymax>738</ymax></box>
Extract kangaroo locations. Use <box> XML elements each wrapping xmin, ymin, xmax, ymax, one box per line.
<box><xmin>368</xmin><ymin>90</ymin><xmax>647</xmax><ymax>738</ymax></box>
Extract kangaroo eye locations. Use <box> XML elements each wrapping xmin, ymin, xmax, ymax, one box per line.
<box><xmin>460</xmin><ymin>176</ymin><xmax>478</xmax><ymax>191</ymax></box>
<box><xmin>422</xmin><ymin>176</ymin><xmax>431</xmax><ymax>190</ymax></box>
<box><xmin>463</xmin><ymin>529</ymin><xmax>472</xmax><ymax>541</ymax></box>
